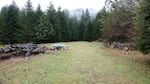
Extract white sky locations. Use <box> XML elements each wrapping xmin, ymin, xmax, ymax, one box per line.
<box><xmin>0</xmin><ymin>0</ymin><xmax>105</xmax><ymax>11</ymax></box>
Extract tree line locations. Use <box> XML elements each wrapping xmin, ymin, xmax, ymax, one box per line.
<box><xmin>0</xmin><ymin>0</ymin><xmax>149</xmax><ymax>54</ymax></box>
<box><xmin>97</xmin><ymin>0</ymin><xmax>150</xmax><ymax>54</ymax></box>
<box><xmin>0</xmin><ymin>0</ymin><xmax>100</xmax><ymax>44</ymax></box>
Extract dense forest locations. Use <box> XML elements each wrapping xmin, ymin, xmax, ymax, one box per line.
<box><xmin>0</xmin><ymin>0</ymin><xmax>100</xmax><ymax>44</ymax></box>
<box><xmin>0</xmin><ymin>0</ymin><xmax>149</xmax><ymax>54</ymax></box>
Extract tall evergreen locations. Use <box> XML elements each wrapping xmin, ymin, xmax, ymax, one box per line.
<box><xmin>0</xmin><ymin>6</ymin><xmax>8</xmax><ymax>43</ymax></box>
<box><xmin>34</xmin><ymin>4</ymin><xmax>44</xmax><ymax>42</ymax></box>
<box><xmin>82</xmin><ymin>9</ymin><xmax>92</xmax><ymax>41</ymax></box>
<box><xmin>23</xmin><ymin>0</ymin><xmax>36</xmax><ymax>42</ymax></box>
<box><xmin>46</xmin><ymin>2</ymin><xmax>60</xmax><ymax>42</ymax></box>
<box><xmin>135</xmin><ymin>0</ymin><xmax>150</xmax><ymax>54</ymax></box>
<box><xmin>0</xmin><ymin>2</ymin><xmax>21</xmax><ymax>44</ymax></box>
<box><xmin>36</xmin><ymin>15</ymin><xmax>54</xmax><ymax>42</ymax></box>
<box><xmin>69</xmin><ymin>16</ymin><xmax>80</xmax><ymax>41</ymax></box>
<box><xmin>35</xmin><ymin>4</ymin><xmax>43</xmax><ymax>26</ymax></box>
<box><xmin>54</xmin><ymin>7</ymin><xmax>62</xmax><ymax>41</ymax></box>
<box><xmin>94</xmin><ymin>8</ymin><xmax>106</xmax><ymax>39</ymax></box>
<box><xmin>79</xmin><ymin>11</ymin><xmax>85</xmax><ymax>40</ymax></box>
<box><xmin>59</xmin><ymin>10</ymin><xmax>70</xmax><ymax>41</ymax></box>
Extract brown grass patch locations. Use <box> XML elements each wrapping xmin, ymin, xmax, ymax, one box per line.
<box><xmin>102</xmin><ymin>47</ymin><xmax>150</xmax><ymax>75</ymax></box>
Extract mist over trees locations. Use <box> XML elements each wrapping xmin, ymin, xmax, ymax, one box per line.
<box><xmin>0</xmin><ymin>0</ymin><xmax>99</xmax><ymax>44</ymax></box>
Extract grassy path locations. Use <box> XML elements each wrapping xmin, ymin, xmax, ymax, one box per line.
<box><xmin>0</xmin><ymin>42</ymin><xmax>150</xmax><ymax>84</ymax></box>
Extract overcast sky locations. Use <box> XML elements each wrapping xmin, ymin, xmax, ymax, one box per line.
<box><xmin>0</xmin><ymin>0</ymin><xmax>105</xmax><ymax>11</ymax></box>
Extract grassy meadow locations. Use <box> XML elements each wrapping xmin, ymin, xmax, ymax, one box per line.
<box><xmin>0</xmin><ymin>42</ymin><xmax>150</xmax><ymax>84</ymax></box>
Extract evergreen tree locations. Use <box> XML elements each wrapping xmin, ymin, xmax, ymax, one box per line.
<box><xmin>69</xmin><ymin>16</ymin><xmax>80</xmax><ymax>41</ymax></box>
<box><xmin>0</xmin><ymin>2</ymin><xmax>21</xmax><ymax>44</ymax></box>
<box><xmin>0</xmin><ymin>6</ymin><xmax>8</xmax><ymax>43</ymax></box>
<box><xmin>135</xmin><ymin>0</ymin><xmax>150</xmax><ymax>54</ymax></box>
<box><xmin>59</xmin><ymin>10</ymin><xmax>70</xmax><ymax>41</ymax></box>
<box><xmin>94</xmin><ymin>9</ymin><xmax>106</xmax><ymax>39</ymax></box>
<box><xmin>46</xmin><ymin>2</ymin><xmax>60</xmax><ymax>42</ymax></box>
<box><xmin>23</xmin><ymin>0</ymin><xmax>36</xmax><ymax>42</ymax></box>
<box><xmin>54</xmin><ymin>7</ymin><xmax>62</xmax><ymax>41</ymax></box>
<box><xmin>34</xmin><ymin>4</ymin><xmax>44</xmax><ymax>42</ymax></box>
<box><xmin>19</xmin><ymin>8</ymin><xmax>29</xmax><ymax>42</ymax></box>
<box><xmin>35</xmin><ymin>4</ymin><xmax>43</xmax><ymax>26</ymax></box>
<box><xmin>36</xmin><ymin>15</ymin><xmax>54</xmax><ymax>42</ymax></box>
<box><xmin>82</xmin><ymin>9</ymin><xmax>92</xmax><ymax>41</ymax></box>
<box><xmin>79</xmin><ymin>11</ymin><xmax>85</xmax><ymax>40</ymax></box>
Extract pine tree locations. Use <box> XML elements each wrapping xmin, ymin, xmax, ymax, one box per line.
<box><xmin>36</xmin><ymin>15</ymin><xmax>54</xmax><ymax>42</ymax></box>
<box><xmin>34</xmin><ymin>4</ymin><xmax>44</xmax><ymax>42</ymax></box>
<box><xmin>59</xmin><ymin>10</ymin><xmax>70</xmax><ymax>41</ymax></box>
<box><xmin>82</xmin><ymin>9</ymin><xmax>92</xmax><ymax>41</ymax></box>
<box><xmin>54</xmin><ymin>7</ymin><xmax>62</xmax><ymax>41</ymax></box>
<box><xmin>35</xmin><ymin>4</ymin><xmax>43</xmax><ymax>26</ymax></box>
<box><xmin>0</xmin><ymin>6</ymin><xmax>8</xmax><ymax>43</ymax></box>
<box><xmin>69</xmin><ymin>16</ymin><xmax>80</xmax><ymax>41</ymax></box>
<box><xmin>79</xmin><ymin>11</ymin><xmax>85</xmax><ymax>40</ymax></box>
<box><xmin>0</xmin><ymin>2</ymin><xmax>21</xmax><ymax>44</ymax></box>
<box><xmin>95</xmin><ymin>7</ymin><xmax>108</xmax><ymax>41</ymax></box>
<box><xmin>135</xmin><ymin>0</ymin><xmax>150</xmax><ymax>54</ymax></box>
<box><xmin>23</xmin><ymin>0</ymin><xmax>36</xmax><ymax>42</ymax></box>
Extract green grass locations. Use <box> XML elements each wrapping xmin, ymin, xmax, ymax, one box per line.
<box><xmin>0</xmin><ymin>45</ymin><xmax>4</xmax><ymax>48</ymax></box>
<box><xmin>0</xmin><ymin>42</ymin><xmax>150</xmax><ymax>84</ymax></box>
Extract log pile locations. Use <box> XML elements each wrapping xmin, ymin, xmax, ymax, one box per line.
<box><xmin>103</xmin><ymin>42</ymin><xmax>137</xmax><ymax>50</ymax></box>
<box><xmin>0</xmin><ymin>43</ymin><xmax>49</xmax><ymax>60</ymax></box>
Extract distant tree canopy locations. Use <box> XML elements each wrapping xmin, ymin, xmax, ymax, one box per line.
<box><xmin>0</xmin><ymin>0</ymin><xmax>99</xmax><ymax>44</ymax></box>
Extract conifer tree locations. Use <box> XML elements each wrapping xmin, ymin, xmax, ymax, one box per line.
<box><xmin>0</xmin><ymin>2</ymin><xmax>21</xmax><ymax>43</ymax></box>
<box><xmin>82</xmin><ymin>9</ymin><xmax>92</xmax><ymax>41</ymax></box>
<box><xmin>36</xmin><ymin>15</ymin><xmax>54</xmax><ymax>42</ymax></box>
<box><xmin>23</xmin><ymin>0</ymin><xmax>36</xmax><ymax>42</ymax></box>
<box><xmin>135</xmin><ymin>0</ymin><xmax>150</xmax><ymax>54</ymax></box>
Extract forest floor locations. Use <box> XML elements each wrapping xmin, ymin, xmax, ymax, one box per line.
<box><xmin>0</xmin><ymin>42</ymin><xmax>150</xmax><ymax>84</ymax></box>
